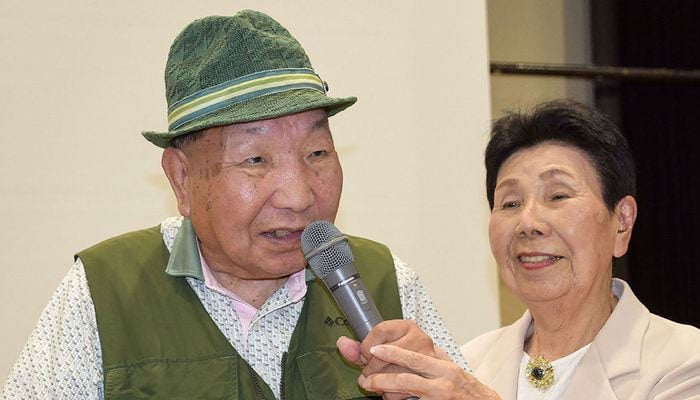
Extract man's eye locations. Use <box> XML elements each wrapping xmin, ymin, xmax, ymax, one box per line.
<box><xmin>309</xmin><ymin>150</ymin><xmax>327</xmax><ymax>158</ymax></box>
<box><xmin>245</xmin><ymin>156</ymin><xmax>264</xmax><ymax>165</ymax></box>
<box><xmin>551</xmin><ymin>193</ymin><xmax>570</xmax><ymax>201</ymax></box>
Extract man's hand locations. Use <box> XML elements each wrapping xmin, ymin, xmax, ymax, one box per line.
<box><xmin>337</xmin><ymin>320</ymin><xmax>437</xmax><ymax>400</ymax></box>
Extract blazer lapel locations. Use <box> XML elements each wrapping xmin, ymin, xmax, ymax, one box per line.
<box><xmin>564</xmin><ymin>343</ymin><xmax>617</xmax><ymax>399</ymax></box>
<box><xmin>564</xmin><ymin>279</ymin><xmax>648</xmax><ymax>400</ymax></box>
<box><xmin>476</xmin><ymin>312</ymin><xmax>533</xmax><ymax>400</ymax></box>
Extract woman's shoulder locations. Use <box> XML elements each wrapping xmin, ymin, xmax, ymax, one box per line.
<box><xmin>628</xmin><ymin>313</ymin><xmax>700</xmax><ymax>398</ymax></box>
<box><xmin>461</xmin><ymin>329</ymin><xmax>498</xmax><ymax>361</ymax></box>
<box><xmin>612</xmin><ymin>283</ymin><xmax>700</xmax><ymax>397</ymax></box>
<box><xmin>645</xmin><ymin>312</ymin><xmax>700</xmax><ymax>355</ymax></box>
<box><xmin>460</xmin><ymin>327</ymin><xmax>509</xmax><ymax>372</ymax></box>
<box><xmin>615</xmin><ymin>279</ymin><xmax>700</xmax><ymax>355</ymax></box>
<box><xmin>461</xmin><ymin>326</ymin><xmax>511</xmax><ymax>354</ymax></box>
<box><xmin>460</xmin><ymin>311</ymin><xmax>531</xmax><ymax>368</ymax></box>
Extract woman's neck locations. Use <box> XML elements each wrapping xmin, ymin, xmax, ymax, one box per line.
<box><xmin>525</xmin><ymin>289</ymin><xmax>617</xmax><ymax>361</ymax></box>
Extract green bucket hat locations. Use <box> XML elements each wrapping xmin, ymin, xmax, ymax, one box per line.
<box><xmin>142</xmin><ymin>10</ymin><xmax>357</xmax><ymax>148</ymax></box>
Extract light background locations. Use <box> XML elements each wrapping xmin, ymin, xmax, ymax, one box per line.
<box><xmin>0</xmin><ymin>0</ymin><xmax>497</xmax><ymax>382</ymax></box>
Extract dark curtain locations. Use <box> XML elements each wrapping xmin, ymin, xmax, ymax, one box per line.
<box><xmin>593</xmin><ymin>0</ymin><xmax>700</xmax><ymax>327</ymax></box>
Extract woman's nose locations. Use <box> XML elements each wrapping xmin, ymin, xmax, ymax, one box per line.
<box><xmin>515</xmin><ymin>201</ymin><xmax>549</xmax><ymax>238</ymax></box>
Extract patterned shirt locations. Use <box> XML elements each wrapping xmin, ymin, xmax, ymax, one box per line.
<box><xmin>2</xmin><ymin>217</ymin><xmax>468</xmax><ymax>399</ymax></box>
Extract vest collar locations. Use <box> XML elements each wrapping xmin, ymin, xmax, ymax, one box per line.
<box><xmin>165</xmin><ymin>217</ymin><xmax>205</xmax><ymax>280</ymax></box>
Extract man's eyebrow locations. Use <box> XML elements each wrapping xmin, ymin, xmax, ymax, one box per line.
<box><xmin>237</xmin><ymin>117</ymin><xmax>329</xmax><ymax>134</ymax></box>
<box><xmin>312</xmin><ymin>117</ymin><xmax>330</xmax><ymax>130</ymax></box>
<box><xmin>241</xmin><ymin>126</ymin><xmax>265</xmax><ymax>134</ymax></box>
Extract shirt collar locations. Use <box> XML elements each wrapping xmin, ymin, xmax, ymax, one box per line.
<box><xmin>164</xmin><ymin>216</ymin><xmax>317</xmax><ymax>285</ymax></box>
<box><xmin>304</xmin><ymin>268</ymin><xmax>315</xmax><ymax>283</ymax></box>
<box><xmin>165</xmin><ymin>217</ymin><xmax>204</xmax><ymax>280</ymax></box>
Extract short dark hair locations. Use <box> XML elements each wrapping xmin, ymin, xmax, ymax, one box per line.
<box><xmin>168</xmin><ymin>130</ymin><xmax>207</xmax><ymax>149</ymax></box>
<box><xmin>485</xmin><ymin>99</ymin><xmax>636</xmax><ymax>211</ymax></box>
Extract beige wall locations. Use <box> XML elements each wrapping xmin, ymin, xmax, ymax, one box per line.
<box><xmin>0</xmin><ymin>0</ymin><xmax>497</xmax><ymax>382</ymax></box>
<box><xmin>487</xmin><ymin>0</ymin><xmax>594</xmax><ymax>324</ymax></box>
<box><xmin>489</xmin><ymin>0</ymin><xmax>593</xmax><ymax>113</ymax></box>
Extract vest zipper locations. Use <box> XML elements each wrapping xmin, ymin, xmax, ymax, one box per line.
<box><xmin>249</xmin><ymin>365</ymin><xmax>267</xmax><ymax>400</ymax></box>
<box><xmin>280</xmin><ymin>352</ymin><xmax>288</xmax><ymax>400</ymax></box>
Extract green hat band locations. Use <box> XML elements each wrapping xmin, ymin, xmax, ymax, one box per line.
<box><xmin>168</xmin><ymin>67</ymin><xmax>325</xmax><ymax>131</ymax></box>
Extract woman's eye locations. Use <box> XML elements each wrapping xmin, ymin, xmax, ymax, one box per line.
<box><xmin>551</xmin><ymin>193</ymin><xmax>570</xmax><ymax>201</ymax></box>
<box><xmin>245</xmin><ymin>156</ymin><xmax>264</xmax><ymax>165</ymax></box>
<box><xmin>501</xmin><ymin>200</ymin><xmax>519</xmax><ymax>209</ymax></box>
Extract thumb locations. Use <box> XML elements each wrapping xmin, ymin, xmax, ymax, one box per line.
<box><xmin>337</xmin><ymin>336</ymin><xmax>366</xmax><ymax>365</ymax></box>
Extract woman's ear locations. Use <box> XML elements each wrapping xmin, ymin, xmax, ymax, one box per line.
<box><xmin>613</xmin><ymin>195</ymin><xmax>638</xmax><ymax>257</ymax></box>
<box><xmin>161</xmin><ymin>147</ymin><xmax>192</xmax><ymax>217</ymax></box>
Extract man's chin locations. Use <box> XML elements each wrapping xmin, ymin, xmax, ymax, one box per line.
<box><xmin>257</xmin><ymin>261</ymin><xmax>306</xmax><ymax>279</ymax></box>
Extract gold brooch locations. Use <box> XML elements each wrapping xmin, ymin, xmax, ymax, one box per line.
<box><xmin>526</xmin><ymin>355</ymin><xmax>554</xmax><ymax>389</ymax></box>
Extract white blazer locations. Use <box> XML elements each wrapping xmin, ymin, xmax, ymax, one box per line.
<box><xmin>461</xmin><ymin>279</ymin><xmax>700</xmax><ymax>399</ymax></box>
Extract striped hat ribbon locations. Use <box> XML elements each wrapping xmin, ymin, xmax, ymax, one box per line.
<box><xmin>167</xmin><ymin>68</ymin><xmax>326</xmax><ymax>131</ymax></box>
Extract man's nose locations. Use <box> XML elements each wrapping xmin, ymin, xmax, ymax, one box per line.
<box><xmin>270</xmin><ymin>163</ymin><xmax>314</xmax><ymax>212</ymax></box>
<box><xmin>515</xmin><ymin>201</ymin><xmax>549</xmax><ymax>238</ymax></box>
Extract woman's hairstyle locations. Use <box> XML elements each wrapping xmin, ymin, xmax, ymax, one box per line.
<box><xmin>485</xmin><ymin>99</ymin><xmax>636</xmax><ymax>211</ymax></box>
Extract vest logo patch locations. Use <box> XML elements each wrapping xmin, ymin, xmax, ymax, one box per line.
<box><xmin>324</xmin><ymin>316</ymin><xmax>348</xmax><ymax>327</ymax></box>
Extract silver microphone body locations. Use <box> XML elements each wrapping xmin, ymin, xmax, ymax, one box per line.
<box><xmin>301</xmin><ymin>220</ymin><xmax>383</xmax><ymax>340</ymax></box>
<box><xmin>321</xmin><ymin>262</ymin><xmax>383</xmax><ymax>340</ymax></box>
<box><xmin>302</xmin><ymin>221</ymin><xmax>420</xmax><ymax>400</ymax></box>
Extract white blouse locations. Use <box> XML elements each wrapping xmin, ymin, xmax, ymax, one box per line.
<box><xmin>516</xmin><ymin>343</ymin><xmax>592</xmax><ymax>399</ymax></box>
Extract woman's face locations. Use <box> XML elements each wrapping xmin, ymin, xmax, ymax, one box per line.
<box><xmin>488</xmin><ymin>142</ymin><xmax>635</xmax><ymax>305</ymax></box>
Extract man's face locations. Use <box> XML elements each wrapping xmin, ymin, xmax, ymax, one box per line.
<box><xmin>164</xmin><ymin>109</ymin><xmax>343</xmax><ymax>280</ymax></box>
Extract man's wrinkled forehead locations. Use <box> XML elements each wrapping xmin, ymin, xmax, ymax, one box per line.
<box><xmin>185</xmin><ymin>111</ymin><xmax>332</xmax><ymax>155</ymax></box>
<box><xmin>223</xmin><ymin>111</ymin><xmax>330</xmax><ymax>136</ymax></box>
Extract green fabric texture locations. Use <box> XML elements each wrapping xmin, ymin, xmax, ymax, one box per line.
<box><xmin>142</xmin><ymin>10</ymin><xmax>357</xmax><ymax>148</ymax></box>
<box><xmin>78</xmin><ymin>224</ymin><xmax>402</xmax><ymax>399</ymax></box>
<box><xmin>164</xmin><ymin>218</ymin><xmax>204</xmax><ymax>280</ymax></box>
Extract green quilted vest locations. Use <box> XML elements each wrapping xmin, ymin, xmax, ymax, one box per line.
<box><xmin>79</xmin><ymin>225</ymin><xmax>403</xmax><ymax>399</ymax></box>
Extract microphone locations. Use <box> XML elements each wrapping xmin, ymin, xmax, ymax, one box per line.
<box><xmin>302</xmin><ymin>221</ymin><xmax>420</xmax><ymax>400</ymax></box>
<box><xmin>301</xmin><ymin>220</ymin><xmax>382</xmax><ymax>340</ymax></box>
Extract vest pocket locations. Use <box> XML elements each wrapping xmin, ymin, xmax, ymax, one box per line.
<box><xmin>295</xmin><ymin>349</ymin><xmax>380</xmax><ymax>399</ymax></box>
<box><xmin>104</xmin><ymin>356</ymin><xmax>237</xmax><ymax>400</ymax></box>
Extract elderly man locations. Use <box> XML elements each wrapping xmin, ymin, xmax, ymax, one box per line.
<box><xmin>2</xmin><ymin>10</ymin><xmax>466</xmax><ymax>400</ymax></box>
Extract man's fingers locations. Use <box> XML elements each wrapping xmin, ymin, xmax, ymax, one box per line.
<box><xmin>336</xmin><ymin>336</ymin><xmax>366</xmax><ymax>365</ymax></box>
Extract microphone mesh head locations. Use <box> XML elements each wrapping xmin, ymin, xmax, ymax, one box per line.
<box><xmin>301</xmin><ymin>220</ymin><xmax>354</xmax><ymax>278</ymax></box>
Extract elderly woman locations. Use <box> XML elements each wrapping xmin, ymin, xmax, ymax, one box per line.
<box><xmin>339</xmin><ymin>99</ymin><xmax>700</xmax><ymax>399</ymax></box>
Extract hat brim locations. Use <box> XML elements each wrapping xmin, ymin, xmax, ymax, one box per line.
<box><xmin>142</xmin><ymin>89</ymin><xmax>357</xmax><ymax>148</ymax></box>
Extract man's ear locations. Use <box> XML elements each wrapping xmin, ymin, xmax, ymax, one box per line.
<box><xmin>161</xmin><ymin>147</ymin><xmax>192</xmax><ymax>217</ymax></box>
<box><xmin>613</xmin><ymin>195</ymin><xmax>638</xmax><ymax>258</ymax></box>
